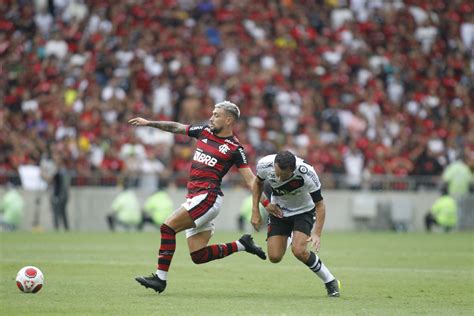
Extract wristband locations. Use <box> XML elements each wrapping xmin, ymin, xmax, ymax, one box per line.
<box><xmin>261</xmin><ymin>199</ymin><xmax>270</xmax><ymax>207</ymax></box>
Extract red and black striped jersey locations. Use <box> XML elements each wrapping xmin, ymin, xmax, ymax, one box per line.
<box><xmin>185</xmin><ymin>125</ymin><xmax>249</xmax><ymax>197</ymax></box>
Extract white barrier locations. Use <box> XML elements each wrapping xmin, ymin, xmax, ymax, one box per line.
<box><xmin>1</xmin><ymin>187</ymin><xmax>471</xmax><ymax>232</ymax></box>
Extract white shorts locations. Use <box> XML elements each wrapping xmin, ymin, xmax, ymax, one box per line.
<box><xmin>182</xmin><ymin>192</ymin><xmax>223</xmax><ymax>238</ymax></box>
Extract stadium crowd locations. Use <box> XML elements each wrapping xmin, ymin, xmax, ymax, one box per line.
<box><xmin>1</xmin><ymin>0</ymin><xmax>473</xmax><ymax>188</ymax></box>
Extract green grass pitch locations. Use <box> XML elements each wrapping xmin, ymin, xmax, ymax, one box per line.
<box><xmin>1</xmin><ymin>231</ymin><xmax>473</xmax><ymax>315</ymax></box>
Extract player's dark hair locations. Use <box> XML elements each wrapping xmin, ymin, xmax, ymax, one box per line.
<box><xmin>275</xmin><ymin>151</ymin><xmax>296</xmax><ymax>171</ymax></box>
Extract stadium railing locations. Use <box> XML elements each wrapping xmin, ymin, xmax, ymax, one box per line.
<box><xmin>0</xmin><ymin>170</ymin><xmax>441</xmax><ymax>191</ymax></box>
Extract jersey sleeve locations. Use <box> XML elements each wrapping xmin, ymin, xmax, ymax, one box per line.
<box><xmin>304</xmin><ymin>166</ymin><xmax>322</xmax><ymax>193</ymax></box>
<box><xmin>186</xmin><ymin>125</ymin><xmax>206</xmax><ymax>138</ymax></box>
<box><xmin>233</xmin><ymin>146</ymin><xmax>249</xmax><ymax>169</ymax></box>
<box><xmin>256</xmin><ymin>159</ymin><xmax>270</xmax><ymax>180</ymax></box>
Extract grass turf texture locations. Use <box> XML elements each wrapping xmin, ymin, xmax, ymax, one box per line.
<box><xmin>1</xmin><ymin>231</ymin><xmax>473</xmax><ymax>315</ymax></box>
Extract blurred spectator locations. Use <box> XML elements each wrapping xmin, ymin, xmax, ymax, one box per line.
<box><xmin>34</xmin><ymin>6</ymin><xmax>52</xmax><ymax>36</ymax></box>
<box><xmin>62</xmin><ymin>0</ymin><xmax>89</xmax><ymax>23</ymax></box>
<box><xmin>460</xmin><ymin>15</ymin><xmax>474</xmax><ymax>50</ymax></box>
<box><xmin>344</xmin><ymin>141</ymin><xmax>364</xmax><ymax>190</ymax></box>
<box><xmin>119</xmin><ymin>134</ymin><xmax>146</xmax><ymax>186</ymax></box>
<box><xmin>425</xmin><ymin>186</ymin><xmax>458</xmax><ymax>232</ymax></box>
<box><xmin>237</xmin><ymin>193</ymin><xmax>267</xmax><ymax>232</ymax></box>
<box><xmin>152</xmin><ymin>78</ymin><xmax>173</xmax><ymax>117</ymax></box>
<box><xmin>101</xmin><ymin>77</ymin><xmax>126</xmax><ymax>102</ymax></box>
<box><xmin>0</xmin><ymin>182</ymin><xmax>24</xmax><ymax>231</ymax></box>
<box><xmin>106</xmin><ymin>180</ymin><xmax>141</xmax><ymax>232</ymax></box>
<box><xmin>442</xmin><ymin>156</ymin><xmax>473</xmax><ymax>199</ymax></box>
<box><xmin>319</xmin><ymin>121</ymin><xmax>338</xmax><ymax>144</ymax></box>
<box><xmin>139</xmin><ymin>150</ymin><xmax>167</xmax><ymax>195</ymax></box>
<box><xmin>1</xmin><ymin>0</ymin><xmax>472</xmax><ymax>189</ymax></box>
<box><xmin>44</xmin><ymin>32</ymin><xmax>68</xmax><ymax>60</ymax></box>
<box><xmin>49</xmin><ymin>155</ymin><xmax>70</xmax><ymax>231</ymax></box>
<box><xmin>138</xmin><ymin>180</ymin><xmax>173</xmax><ymax>231</ymax></box>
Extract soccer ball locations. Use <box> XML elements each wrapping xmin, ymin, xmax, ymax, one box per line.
<box><xmin>16</xmin><ymin>266</ymin><xmax>44</xmax><ymax>293</ymax></box>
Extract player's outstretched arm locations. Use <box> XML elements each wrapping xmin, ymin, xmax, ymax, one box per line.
<box><xmin>128</xmin><ymin>117</ymin><xmax>187</xmax><ymax>135</ymax></box>
<box><xmin>251</xmin><ymin>176</ymin><xmax>265</xmax><ymax>231</ymax></box>
<box><xmin>239</xmin><ymin>167</ymin><xmax>256</xmax><ymax>190</ymax></box>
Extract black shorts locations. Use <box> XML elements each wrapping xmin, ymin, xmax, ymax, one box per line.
<box><xmin>267</xmin><ymin>210</ymin><xmax>315</xmax><ymax>238</ymax></box>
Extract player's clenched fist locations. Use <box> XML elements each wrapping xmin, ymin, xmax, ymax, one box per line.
<box><xmin>128</xmin><ymin>117</ymin><xmax>150</xmax><ymax>126</ymax></box>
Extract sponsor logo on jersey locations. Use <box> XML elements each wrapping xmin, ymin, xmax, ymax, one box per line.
<box><xmin>190</xmin><ymin>125</ymin><xmax>204</xmax><ymax>131</ymax></box>
<box><xmin>193</xmin><ymin>149</ymin><xmax>218</xmax><ymax>167</ymax></box>
<box><xmin>238</xmin><ymin>147</ymin><xmax>248</xmax><ymax>164</ymax></box>
<box><xmin>218</xmin><ymin>144</ymin><xmax>230</xmax><ymax>154</ymax></box>
<box><xmin>307</xmin><ymin>170</ymin><xmax>320</xmax><ymax>186</ymax></box>
<box><xmin>275</xmin><ymin>204</ymin><xmax>292</xmax><ymax>213</ymax></box>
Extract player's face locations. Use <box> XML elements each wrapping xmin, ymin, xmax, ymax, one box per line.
<box><xmin>274</xmin><ymin>163</ymin><xmax>293</xmax><ymax>182</ymax></box>
<box><xmin>209</xmin><ymin>108</ymin><xmax>230</xmax><ymax>133</ymax></box>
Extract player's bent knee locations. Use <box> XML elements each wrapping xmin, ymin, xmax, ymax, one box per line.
<box><xmin>291</xmin><ymin>246</ymin><xmax>307</xmax><ymax>261</ymax></box>
<box><xmin>268</xmin><ymin>254</ymin><xmax>283</xmax><ymax>263</ymax></box>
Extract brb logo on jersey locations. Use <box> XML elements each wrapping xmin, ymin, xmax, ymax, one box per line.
<box><xmin>194</xmin><ymin>149</ymin><xmax>218</xmax><ymax>167</ymax></box>
<box><xmin>218</xmin><ymin>144</ymin><xmax>230</xmax><ymax>154</ymax></box>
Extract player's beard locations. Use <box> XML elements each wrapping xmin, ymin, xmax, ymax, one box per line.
<box><xmin>210</xmin><ymin>125</ymin><xmax>222</xmax><ymax>134</ymax></box>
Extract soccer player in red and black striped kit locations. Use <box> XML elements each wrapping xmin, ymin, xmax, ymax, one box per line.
<box><xmin>129</xmin><ymin>101</ymin><xmax>267</xmax><ymax>294</ymax></box>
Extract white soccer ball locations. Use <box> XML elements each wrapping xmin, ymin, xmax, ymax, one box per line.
<box><xmin>16</xmin><ymin>266</ymin><xmax>44</xmax><ymax>293</ymax></box>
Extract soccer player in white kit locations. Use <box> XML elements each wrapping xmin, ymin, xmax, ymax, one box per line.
<box><xmin>251</xmin><ymin>150</ymin><xmax>341</xmax><ymax>297</ymax></box>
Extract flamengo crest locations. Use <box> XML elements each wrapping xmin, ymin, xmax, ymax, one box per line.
<box><xmin>219</xmin><ymin>144</ymin><xmax>230</xmax><ymax>154</ymax></box>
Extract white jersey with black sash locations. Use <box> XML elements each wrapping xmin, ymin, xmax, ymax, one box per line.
<box><xmin>256</xmin><ymin>154</ymin><xmax>322</xmax><ymax>217</ymax></box>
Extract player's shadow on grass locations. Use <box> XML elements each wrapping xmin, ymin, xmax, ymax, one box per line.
<box><xmin>145</xmin><ymin>290</ymin><xmax>318</xmax><ymax>300</ymax></box>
